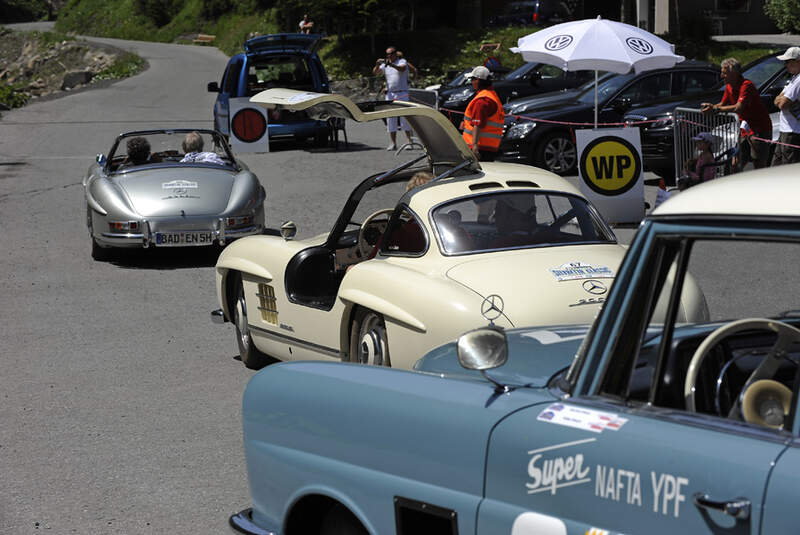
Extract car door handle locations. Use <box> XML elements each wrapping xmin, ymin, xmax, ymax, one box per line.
<box><xmin>693</xmin><ymin>493</ymin><xmax>751</xmax><ymax>520</ymax></box>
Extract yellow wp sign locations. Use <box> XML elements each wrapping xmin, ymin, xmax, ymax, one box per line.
<box><xmin>576</xmin><ymin>128</ymin><xmax>644</xmax><ymax>224</ymax></box>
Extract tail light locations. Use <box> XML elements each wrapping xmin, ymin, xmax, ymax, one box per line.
<box><xmin>109</xmin><ymin>221</ymin><xmax>139</xmax><ymax>232</ymax></box>
<box><xmin>226</xmin><ymin>215</ymin><xmax>254</xmax><ymax>228</ymax></box>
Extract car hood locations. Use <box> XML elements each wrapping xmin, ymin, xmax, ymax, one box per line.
<box><xmin>112</xmin><ymin>166</ymin><xmax>235</xmax><ymax>217</ymax></box>
<box><xmin>445</xmin><ymin>244</ymin><xmax>625</xmax><ymax>326</ymax></box>
<box><xmin>504</xmin><ymin>88</ymin><xmax>584</xmax><ymax>114</ymax></box>
<box><xmin>414</xmin><ymin>324</ymin><xmax>589</xmax><ymax>387</ymax></box>
<box><xmin>251</xmin><ymin>89</ymin><xmax>480</xmax><ymax>174</ymax></box>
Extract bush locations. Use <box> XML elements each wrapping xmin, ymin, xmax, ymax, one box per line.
<box><xmin>0</xmin><ymin>84</ymin><xmax>30</xmax><ymax>109</ymax></box>
<box><xmin>134</xmin><ymin>0</ymin><xmax>185</xmax><ymax>27</ymax></box>
<box><xmin>94</xmin><ymin>51</ymin><xmax>146</xmax><ymax>81</ymax></box>
<box><xmin>764</xmin><ymin>0</ymin><xmax>800</xmax><ymax>33</ymax></box>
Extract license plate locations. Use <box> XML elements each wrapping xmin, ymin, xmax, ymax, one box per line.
<box><xmin>155</xmin><ymin>232</ymin><xmax>215</xmax><ymax>246</ymax></box>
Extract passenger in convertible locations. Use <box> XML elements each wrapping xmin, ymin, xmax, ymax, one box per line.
<box><xmin>124</xmin><ymin>136</ymin><xmax>151</xmax><ymax>166</ymax></box>
<box><xmin>180</xmin><ymin>131</ymin><xmax>226</xmax><ymax>165</ymax></box>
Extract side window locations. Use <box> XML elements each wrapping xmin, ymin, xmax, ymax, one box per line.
<box><xmin>599</xmin><ymin>236</ymin><xmax>800</xmax><ymax>435</ymax></box>
<box><xmin>224</xmin><ymin>59</ymin><xmax>242</xmax><ymax>94</ymax></box>
<box><xmin>538</xmin><ymin>65</ymin><xmax>565</xmax><ymax>79</ymax></box>
<box><xmin>382</xmin><ymin>209</ymin><xmax>427</xmax><ymax>255</ymax></box>
<box><xmin>617</xmin><ymin>73</ymin><xmax>672</xmax><ymax>103</ymax></box>
<box><xmin>676</xmin><ymin>70</ymin><xmax>720</xmax><ymax>95</ymax></box>
<box><xmin>764</xmin><ymin>70</ymin><xmax>793</xmax><ymax>96</ymax></box>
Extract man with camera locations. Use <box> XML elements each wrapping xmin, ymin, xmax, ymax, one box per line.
<box><xmin>373</xmin><ymin>46</ymin><xmax>414</xmax><ymax>150</ymax></box>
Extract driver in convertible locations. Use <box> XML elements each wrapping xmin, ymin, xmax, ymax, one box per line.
<box><xmin>180</xmin><ymin>131</ymin><xmax>226</xmax><ymax>165</ymax></box>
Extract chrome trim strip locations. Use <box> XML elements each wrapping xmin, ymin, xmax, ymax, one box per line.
<box><xmin>101</xmin><ymin>232</ymin><xmax>144</xmax><ymax>239</ymax></box>
<box><xmin>249</xmin><ymin>323</ymin><xmax>340</xmax><ymax>358</ymax></box>
<box><xmin>229</xmin><ymin>508</ymin><xmax>275</xmax><ymax>535</ymax></box>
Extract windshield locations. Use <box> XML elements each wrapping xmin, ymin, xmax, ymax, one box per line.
<box><xmin>742</xmin><ymin>55</ymin><xmax>783</xmax><ymax>89</ymax></box>
<box><xmin>431</xmin><ymin>190</ymin><xmax>616</xmax><ymax>255</ymax></box>
<box><xmin>505</xmin><ymin>62</ymin><xmax>539</xmax><ymax>81</ymax></box>
<box><xmin>108</xmin><ymin>131</ymin><xmax>235</xmax><ymax>173</ymax></box>
<box><xmin>576</xmin><ymin>72</ymin><xmax>636</xmax><ymax>105</ymax></box>
<box><xmin>446</xmin><ymin>69</ymin><xmax>471</xmax><ymax>88</ymax></box>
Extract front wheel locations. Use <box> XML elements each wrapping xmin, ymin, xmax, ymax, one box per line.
<box><xmin>320</xmin><ymin>505</ymin><xmax>368</xmax><ymax>535</ymax></box>
<box><xmin>232</xmin><ymin>274</ymin><xmax>275</xmax><ymax>370</ymax></box>
<box><xmin>535</xmin><ymin>131</ymin><xmax>577</xmax><ymax>175</ymax></box>
<box><xmin>349</xmin><ymin>308</ymin><xmax>391</xmax><ymax>367</ymax></box>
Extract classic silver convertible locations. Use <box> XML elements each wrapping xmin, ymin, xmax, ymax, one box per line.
<box><xmin>84</xmin><ymin>129</ymin><xmax>265</xmax><ymax>260</ymax></box>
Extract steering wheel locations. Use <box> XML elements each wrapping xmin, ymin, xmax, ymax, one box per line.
<box><xmin>358</xmin><ymin>209</ymin><xmax>395</xmax><ymax>259</ymax></box>
<box><xmin>684</xmin><ymin>318</ymin><xmax>800</xmax><ymax>420</ymax></box>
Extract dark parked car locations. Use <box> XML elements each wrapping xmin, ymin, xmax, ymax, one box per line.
<box><xmin>487</xmin><ymin>0</ymin><xmax>572</xmax><ymax>26</ymax></box>
<box><xmin>440</xmin><ymin>62</ymin><xmax>595</xmax><ymax>126</ymax></box>
<box><xmin>207</xmin><ymin>33</ymin><xmax>330</xmax><ymax>144</ymax></box>
<box><xmin>498</xmin><ymin>61</ymin><xmax>720</xmax><ymax>175</ymax></box>
<box><xmin>624</xmin><ymin>52</ymin><xmax>792</xmax><ymax>181</ymax></box>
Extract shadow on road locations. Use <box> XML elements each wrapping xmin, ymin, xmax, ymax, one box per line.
<box><xmin>105</xmin><ymin>246</ymin><xmax>222</xmax><ymax>269</ymax></box>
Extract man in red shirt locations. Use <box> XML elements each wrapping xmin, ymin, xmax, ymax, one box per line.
<box><xmin>461</xmin><ymin>66</ymin><xmax>505</xmax><ymax>162</ymax></box>
<box><xmin>701</xmin><ymin>58</ymin><xmax>772</xmax><ymax>170</ymax></box>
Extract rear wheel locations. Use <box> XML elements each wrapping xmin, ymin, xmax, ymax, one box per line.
<box><xmin>349</xmin><ymin>308</ymin><xmax>391</xmax><ymax>367</ymax></box>
<box><xmin>535</xmin><ymin>131</ymin><xmax>577</xmax><ymax>175</ymax></box>
<box><xmin>320</xmin><ymin>505</ymin><xmax>368</xmax><ymax>535</ymax></box>
<box><xmin>231</xmin><ymin>274</ymin><xmax>274</xmax><ymax>370</ymax></box>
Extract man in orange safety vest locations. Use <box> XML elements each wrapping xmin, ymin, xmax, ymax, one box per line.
<box><xmin>462</xmin><ymin>65</ymin><xmax>505</xmax><ymax>161</ymax></box>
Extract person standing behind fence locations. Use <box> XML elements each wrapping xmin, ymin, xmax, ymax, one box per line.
<box><xmin>298</xmin><ymin>14</ymin><xmax>313</xmax><ymax>34</ymax></box>
<box><xmin>772</xmin><ymin>47</ymin><xmax>800</xmax><ymax>166</ymax></box>
<box><xmin>373</xmin><ymin>46</ymin><xmax>414</xmax><ymax>151</ymax></box>
<box><xmin>701</xmin><ymin>58</ymin><xmax>772</xmax><ymax>170</ymax></box>
<box><xmin>461</xmin><ymin>66</ymin><xmax>504</xmax><ymax>162</ymax></box>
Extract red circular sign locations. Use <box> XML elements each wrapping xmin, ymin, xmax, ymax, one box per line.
<box><xmin>231</xmin><ymin>108</ymin><xmax>267</xmax><ymax>143</ymax></box>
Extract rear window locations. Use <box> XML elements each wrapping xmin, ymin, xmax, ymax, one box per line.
<box><xmin>431</xmin><ymin>191</ymin><xmax>616</xmax><ymax>255</ymax></box>
<box><xmin>246</xmin><ymin>56</ymin><xmax>313</xmax><ymax>96</ymax></box>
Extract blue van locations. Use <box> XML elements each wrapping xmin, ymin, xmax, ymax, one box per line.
<box><xmin>207</xmin><ymin>33</ymin><xmax>331</xmax><ymax>144</ymax></box>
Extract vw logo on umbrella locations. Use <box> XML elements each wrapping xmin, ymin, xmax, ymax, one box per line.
<box><xmin>582</xmin><ymin>280</ymin><xmax>607</xmax><ymax>295</ymax></box>
<box><xmin>481</xmin><ymin>294</ymin><xmax>505</xmax><ymax>321</ymax></box>
<box><xmin>626</xmin><ymin>37</ymin><xmax>654</xmax><ymax>55</ymax></box>
<box><xmin>544</xmin><ymin>35</ymin><xmax>573</xmax><ymax>51</ymax></box>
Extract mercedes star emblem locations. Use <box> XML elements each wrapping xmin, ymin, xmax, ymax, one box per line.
<box><xmin>481</xmin><ymin>294</ymin><xmax>505</xmax><ymax>321</ymax></box>
<box><xmin>582</xmin><ymin>279</ymin><xmax>607</xmax><ymax>295</ymax></box>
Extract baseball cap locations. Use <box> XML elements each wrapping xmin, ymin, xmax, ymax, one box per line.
<box><xmin>777</xmin><ymin>47</ymin><xmax>800</xmax><ymax>61</ymax></box>
<box><xmin>466</xmin><ymin>66</ymin><xmax>492</xmax><ymax>80</ymax></box>
<box><xmin>691</xmin><ymin>132</ymin><xmax>714</xmax><ymax>146</ymax></box>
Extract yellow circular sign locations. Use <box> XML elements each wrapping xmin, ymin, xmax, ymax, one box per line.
<box><xmin>579</xmin><ymin>137</ymin><xmax>641</xmax><ymax>196</ymax></box>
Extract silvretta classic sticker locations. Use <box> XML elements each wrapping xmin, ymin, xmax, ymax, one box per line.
<box><xmin>287</xmin><ymin>92</ymin><xmax>319</xmax><ymax>104</ymax></box>
<box><xmin>550</xmin><ymin>261</ymin><xmax>614</xmax><ymax>281</ymax></box>
<box><xmin>537</xmin><ymin>403</ymin><xmax>627</xmax><ymax>434</ymax></box>
<box><xmin>162</xmin><ymin>180</ymin><xmax>198</xmax><ymax>189</ymax></box>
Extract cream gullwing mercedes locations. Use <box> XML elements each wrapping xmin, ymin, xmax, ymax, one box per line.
<box><xmin>210</xmin><ymin>89</ymin><xmax>708</xmax><ymax>369</ymax></box>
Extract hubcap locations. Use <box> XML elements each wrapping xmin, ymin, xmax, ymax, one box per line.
<box><xmin>543</xmin><ymin>137</ymin><xmax>576</xmax><ymax>172</ymax></box>
<box><xmin>235</xmin><ymin>295</ymin><xmax>249</xmax><ymax>347</ymax></box>
<box><xmin>357</xmin><ymin>316</ymin><xmax>386</xmax><ymax>366</ymax></box>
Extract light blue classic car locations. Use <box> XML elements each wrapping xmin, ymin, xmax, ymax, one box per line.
<box><xmin>230</xmin><ymin>165</ymin><xmax>800</xmax><ymax>534</ymax></box>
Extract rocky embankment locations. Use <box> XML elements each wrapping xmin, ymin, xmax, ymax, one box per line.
<box><xmin>0</xmin><ymin>28</ymin><xmax>130</xmax><ymax>110</ymax></box>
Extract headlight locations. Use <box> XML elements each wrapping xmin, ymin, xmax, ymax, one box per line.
<box><xmin>504</xmin><ymin>121</ymin><xmax>537</xmax><ymax>140</ymax></box>
<box><xmin>651</xmin><ymin>115</ymin><xmax>673</xmax><ymax>129</ymax></box>
<box><xmin>445</xmin><ymin>87</ymin><xmax>475</xmax><ymax>104</ymax></box>
<box><xmin>508</xmin><ymin>105</ymin><xmax>530</xmax><ymax>116</ymax></box>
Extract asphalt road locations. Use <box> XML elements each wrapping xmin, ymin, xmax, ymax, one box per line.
<box><xmin>1</xmin><ymin>32</ymin><xmax>798</xmax><ymax>535</ymax></box>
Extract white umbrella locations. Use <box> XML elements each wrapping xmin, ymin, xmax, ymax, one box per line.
<box><xmin>511</xmin><ymin>16</ymin><xmax>684</xmax><ymax>127</ymax></box>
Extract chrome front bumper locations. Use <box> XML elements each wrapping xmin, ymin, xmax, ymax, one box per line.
<box><xmin>229</xmin><ymin>508</ymin><xmax>276</xmax><ymax>535</ymax></box>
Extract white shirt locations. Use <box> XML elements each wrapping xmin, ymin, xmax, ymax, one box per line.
<box><xmin>778</xmin><ymin>73</ymin><xmax>800</xmax><ymax>133</ymax></box>
<box><xmin>379</xmin><ymin>59</ymin><xmax>409</xmax><ymax>93</ymax></box>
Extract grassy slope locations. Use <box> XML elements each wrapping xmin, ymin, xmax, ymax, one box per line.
<box><xmin>54</xmin><ymin>2</ymin><xmax>775</xmax><ymax>82</ymax></box>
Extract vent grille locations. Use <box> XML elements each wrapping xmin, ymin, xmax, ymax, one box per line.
<box><xmin>506</xmin><ymin>180</ymin><xmax>539</xmax><ymax>188</ymax></box>
<box><xmin>257</xmin><ymin>283</ymin><xmax>278</xmax><ymax>325</ymax></box>
<box><xmin>469</xmin><ymin>182</ymin><xmax>503</xmax><ymax>191</ymax></box>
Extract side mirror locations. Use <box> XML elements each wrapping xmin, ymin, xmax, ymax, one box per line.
<box><xmin>280</xmin><ymin>220</ymin><xmax>297</xmax><ymax>241</ymax></box>
<box><xmin>207</xmin><ymin>82</ymin><xmax>220</xmax><ymax>93</ymax></box>
<box><xmin>529</xmin><ymin>71</ymin><xmax>541</xmax><ymax>84</ymax></box>
<box><xmin>96</xmin><ymin>154</ymin><xmax>107</xmax><ymax>166</ymax></box>
<box><xmin>612</xmin><ymin>97</ymin><xmax>632</xmax><ymax>114</ymax></box>
<box><xmin>457</xmin><ymin>326</ymin><xmax>508</xmax><ymax>371</ymax></box>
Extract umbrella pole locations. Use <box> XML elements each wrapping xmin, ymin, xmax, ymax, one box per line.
<box><xmin>594</xmin><ymin>70</ymin><xmax>598</xmax><ymax>129</ymax></box>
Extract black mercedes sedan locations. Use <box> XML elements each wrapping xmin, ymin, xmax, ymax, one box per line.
<box><xmin>623</xmin><ymin>52</ymin><xmax>790</xmax><ymax>181</ymax></box>
<box><xmin>497</xmin><ymin>61</ymin><xmax>720</xmax><ymax>175</ymax></box>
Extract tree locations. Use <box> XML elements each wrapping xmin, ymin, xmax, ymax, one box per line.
<box><xmin>765</xmin><ymin>0</ymin><xmax>800</xmax><ymax>33</ymax></box>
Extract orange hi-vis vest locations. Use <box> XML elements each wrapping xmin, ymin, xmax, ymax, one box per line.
<box><xmin>462</xmin><ymin>88</ymin><xmax>505</xmax><ymax>151</ymax></box>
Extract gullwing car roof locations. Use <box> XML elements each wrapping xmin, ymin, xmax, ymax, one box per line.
<box><xmin>249</xmin><ymin>89</ymin><xmax>480</xmax><ymax>175</ymax></box>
